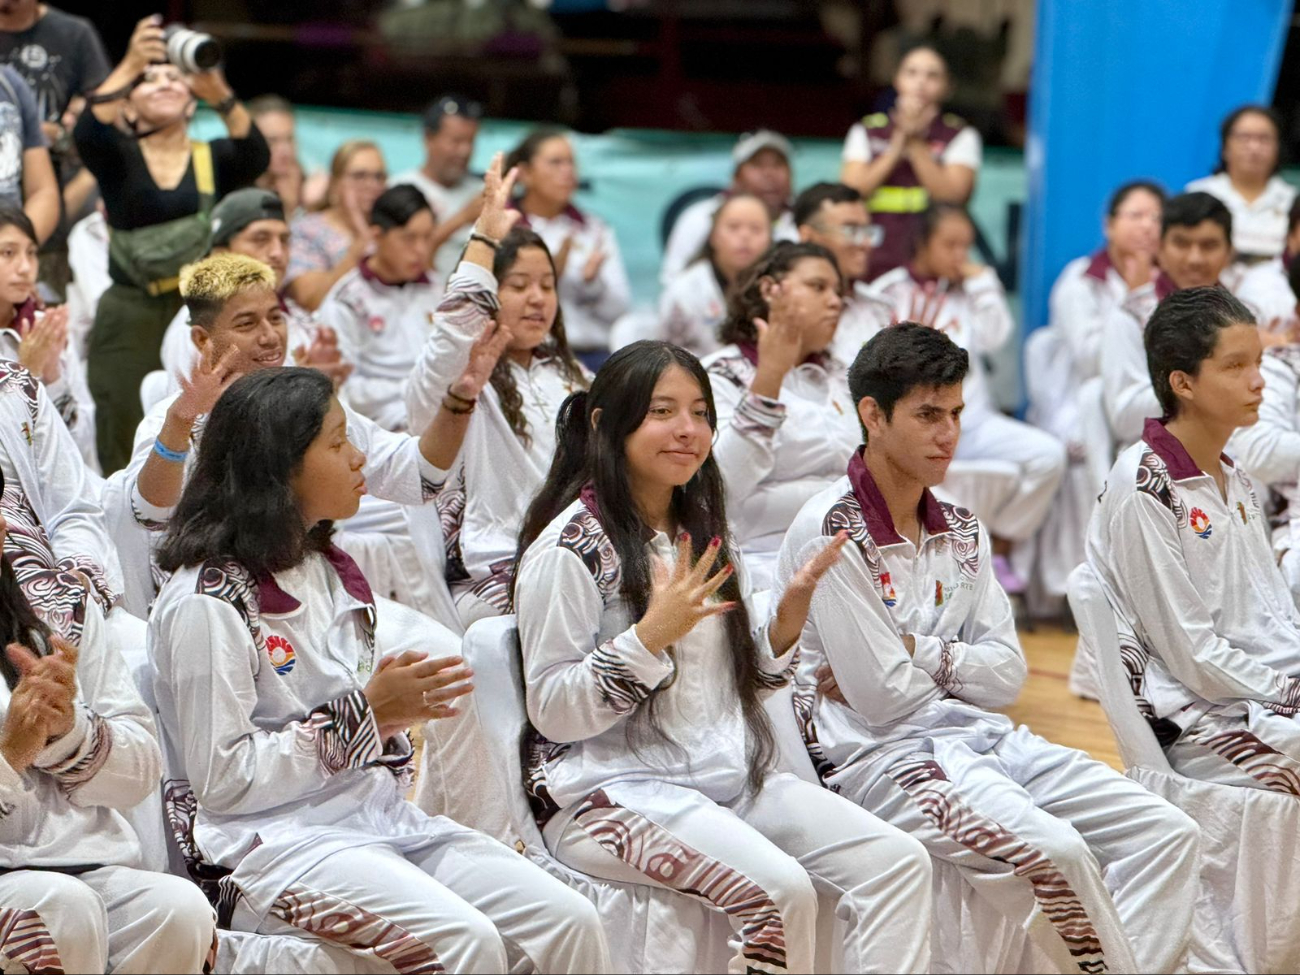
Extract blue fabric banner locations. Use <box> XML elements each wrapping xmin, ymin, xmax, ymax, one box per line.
<box><xmin>1020</xmin><ymin>0</ymin><xmax>1293</xmax><ymax>334</ymax></box>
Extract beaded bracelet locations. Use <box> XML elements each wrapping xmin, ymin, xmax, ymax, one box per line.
<box><xmin>153</xmin><ymin>439</ymin><xmax>189</xmax><ymax>464</ymax></box>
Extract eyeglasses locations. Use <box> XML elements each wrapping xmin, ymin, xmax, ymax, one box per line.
<box><xmin>433</xmin><ymin>96</ymin><xmax>483</xmax><ymax>121</ymax></box>
<box><xmin>830</xmin><ymin>224</ymin><xmax>884</xmax><ymax>246</ymax></box>
<box><xmin>345</xmin><ymin>170</ymin><xmax>388</xmax><ymax>184</ymax></box>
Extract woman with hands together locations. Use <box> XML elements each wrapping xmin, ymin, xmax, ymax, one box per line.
<box><xmin>703</xmin><ymin>241</ymin><xmax>861</xmax><ymax>590</ymax></box>
<box><xmin>513</xmin><ymin>340</ymin><xmax>933</xmax><ymax>975</ymax></box>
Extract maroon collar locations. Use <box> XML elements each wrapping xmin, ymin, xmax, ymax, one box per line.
<box><xmin>1084</xmin><ymin>247</ymin><xmax>1114</xmax><ymax>282</ymax></box>
<box><xmin>846</xmin><ymin>449</ymin><xmax>949</xmax><ymax>546</ymax></box>
<box><xmin>1140</xmin><ymin>417</ymin><xmax>1235</xmax><ymax>482</ymax></box>
<box><xmin>507</xmin><ymin>199</ymin><xmax>587</xmax><ymax>228</ymax></box>
<box><xmin>358</xmin><ymin>256</ymin><xmax>431</xmax><ymax>288</ymax></box>
<box><xmin>256</xmin><ymin>546</ymin><xmax>375</xmax><ymax>614</ymax></box>
<box><xmin>1153</xmin><ymin>272</ymin><xmax>1178</xmax><ymax>301</ymax></box>
<box><xmin>736</xmin><ymin>340</ymin><xmax>829</xmax><ymax>371</ymax></box>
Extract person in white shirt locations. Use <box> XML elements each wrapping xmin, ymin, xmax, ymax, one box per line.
<box><xmin>1232</xmin><ymin>255</ymin><xmax>1300</xmax><ymax>596</ymax></box>
<box><xmin>1101</xmin><ymin>192</ymin><xmax>1235</xmax><ymax>448</ymax></box>
<box><xmin>794</xmin><ymin>181</ymin><xmax>892</xmax><ymax>364</ymax></box>
<box><xmin>0</xmin><ymin>491</ymin><xmax>216</xmax><ymax>974</ymax></box>
<box><xmin>65</xmin><ymin>207</ymin><xmax>110</xmax><ymax>356</ymax></box>
<box><xmin>515</xmin><ymin>340</ymin><xmax>934</xmax><ymax>974</ymax></box>
<box><xmin>1088</xmin><ymin>286</ymin><xmax>1300</xmax><ymax>796</ymax></box>
<box><xmin>391</xmin><ymin>94</ymin><xmax>485</xmax><ymax>277</ymax></box>
<box><xmin>704</xmin><ymin>241</ymin><xmax>860</xmax><ymax>590</ymax></box>
<box><xmin>318</xmin><ymin>184</ymin><xmax>441</xmax><ymax>432</ymax></box>
<box><xmin>871</xmin><ymin>204</ymin><xmax>1066</xmax><ymax>594</ymax></box>
<box><xmin>504</xmin><ymin>128</ymin><xmax>630</xmax><ymax>366</ymax></box>
<box><xmin>656</xmin><ymin>192</ymin><xmax>770</xmax><ymax>357</ymax></box>
<box><xmin>160</xmin><ymin>188</ymin><xmax>351</xmax><ymax>394</ymax></box>
<box><xmin>840</xmin><ymin>44</ymin><xmax>982</xmax><ymax>281</ymax></box>
<box><xmin>660</xmin><ymin>129</ymin><xmax>799</xmax><ymax>287</ymax></box>
<box><xmin>0</xmin><ymin>205</ymin><xmax>94</xmax><ymax>466</ymax></box>
<box><xmin>782</xmin><ymin>323</ymin><xmax>1200</xmax><ymax>974</ymax></box>
<box><xmin>1031</xmin><ymin>181</ymin><xmax>1164</xmax><ymax>612</ymax></box>
<box><xmin>1187</xmin><ymin>105</ymin><xmax>1296</xmax><ymax>265</ymax></box>
<box><xmin>1235</xmin><ymin>197</ymin><xmax>1300</xmax><ymax>339</ymax></box>
<box><xmin>407</xmin><ymin>156</ymin><xmax>590</xmax><ymax>627</ymax></box>
<box><xmin>148</xmin><ymin>366</ymin><xmax>610</xmax><ymax>972</ymax></box>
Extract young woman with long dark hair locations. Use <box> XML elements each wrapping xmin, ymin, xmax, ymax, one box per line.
<box><xmin>407</xmin><ymin>153</ymin><xmax>589</xmax><ymax>627</ymax></box>
<box><xmin>513</xmin><ymin>340</ymin><xmax>933</xmax><ymax>974</ymax></box>
<box><xmin>0</xmin><ymin>466</ymin><xmax>215</xmax><ymax>974</ymax></box>
<box><xmin>149</xmin><ymin>366</ymin><xmax>609</xmax><ymax>971</ymax></box>
<box><xmin>704</xmin><ymin>241</ymin><xmax>861</xmax><ymax>590</ymax></box>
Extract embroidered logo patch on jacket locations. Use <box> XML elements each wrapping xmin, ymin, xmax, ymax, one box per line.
<box><xmin>266</xmin><ymin>634</ymin><xmax>297</xmax><ymax>675</ymax></box>
<box><xmin>881</xmin><ymin>571</ymin><xmax>898</xmax><ymax>607</ymax></box>
<box><xmin>1189</xmin><ymin>508</ymin><xmax>1212</xmax><ymax>539</ymax></box>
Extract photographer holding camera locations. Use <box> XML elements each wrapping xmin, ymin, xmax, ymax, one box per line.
<box><xmin>74</xmin><ymin>13</ymin><xmax>268</xmax><ymax>473</ymax></box>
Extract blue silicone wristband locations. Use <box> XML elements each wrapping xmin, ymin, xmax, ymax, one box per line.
<box><xmin>152</xmin><ymin>439</ymin><xmax>189</xmax><ymax>464</ymax></box>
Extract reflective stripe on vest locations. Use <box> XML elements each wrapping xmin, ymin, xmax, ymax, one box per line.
<box><xmin>868</xmin><ymin>185</ymin><xmax>930</xmax><ymax>214</ymax></box>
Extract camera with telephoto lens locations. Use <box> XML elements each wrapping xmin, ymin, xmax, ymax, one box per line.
<box><xmin>164</xmin><ymin>25</ymin><xmax>222</xmax><ymax>73</ymax></box>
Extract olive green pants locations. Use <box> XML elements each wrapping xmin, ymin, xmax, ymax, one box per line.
<box><xmin>87</xmin><ymin>283</ymin><xmax>182</xmax><ymax>474</ymax></box>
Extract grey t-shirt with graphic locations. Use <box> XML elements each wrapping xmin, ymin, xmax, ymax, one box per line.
<box><xmin>0</xmin><ymin>65</ymin><xmax>45</xmax><ymax>207</ymax></box>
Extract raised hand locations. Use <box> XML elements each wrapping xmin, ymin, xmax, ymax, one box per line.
<box><xmin>186</xmin><ymin>67</ymin><xmax>234</xmax><ymax>107</ymax></box>
<box><xmin>449</xmin><ymin>319</ymin><xmax>513</xmax><ymax>402</ymax></box>
<box><xmin>635</xmin><ymin>535</ymin><xmax>737</xmax><ymax>655</ymax></box>
<box><xmin>751</xmin><ymin>282</ymin><xmax>803</xmax><ymax>397</ymax></box>
<box><xmin>0</xmin><ymin>637</ymin><xmax>80</xmax><ymax>772</ymax></box>
<box><xmin>174</xmin><ymin>344</ymin><xmax>242</xmax><ymax>424</ymax></box>
<box><xmin>1119</xmin><ymin>250</ymin><xmax>1156</xmax><ymax>292</ymax></box>
<box><xmin>364</xmin><ymin>651</ymin><xmax>475</xmax><ymax>738</ymax></box>
<box><xmin>769</xmin><ymin>532</ymin><xmax>848</xmax><ymax>653</ymax></box>
<box><xmin>582</xmin><ymin>246</ymin><xmax>607</xmax><ymax>284</ymax></box>
<box><xmin>553</xmin><ymin>235</ymin><xmax>575</xmax><ymax>278</ymax></box>
<box><xmin>473</xmin><ymin>152</ymin><xmax>521</xmax><ymax>243</ymax></box>
<box><xmin>124</xmin><ymin>15</ymin><xmax>166</xmax><ymax>73</ymax></box>
<box><xmin>18</xmin><ymin>307</ymin><xmax>68</xmax><ymax>384</ymax></box>
<box><xmin>293</xmin><ymin>326</ymin><xmax>353</xmax><ymax>388</ymax></box>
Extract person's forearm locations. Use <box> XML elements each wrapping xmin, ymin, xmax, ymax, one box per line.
<box><xmin>219</xmin><ymin>102</ymin><xmax>252</xmax><ymax>140</ymax></box>
<box><xmin>137</xmin><ymin>411</ymin><xmax>195</xmax><ymax>508</ymax></box>
<box><xmin>23</xmin><ymin>180</ymin><xmax>58</xmax><ymax>244</ymax></box>
<box><xmin>87</xmin><ymin>61</ymin><xmax>143</xmax><ymax>124</ymax></box>
<box><xmin>286</xmin><ymin>243</ymin><xmax>364</xmax><ymax>311</ymax></box>
<box><xmin>841</xmin><ymin>144</ymin><xmax>904</xmax><ymax>197</ymax></box>
<box><xmin>417</xmin><ymin>399</ymin><xmax>474</xmax><ymax>471</ymax></box>
<box><xmin>62</xmin><ymin>166</ymin><xmax>98</xmax><ymax>216</ymax></box>
<box><xmin>749</xmin><ymin>363</ymin><xmax>787</xmax><ymax>401</ymax></box>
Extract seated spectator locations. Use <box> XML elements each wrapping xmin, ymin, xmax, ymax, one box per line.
<box><xmin>1229</xmin><ymin>255</ymin><xmax>1300</xmax><ymax>597</ymax></box>
<box><xmin>391</xmin><ymin>94</ymin><xmax>485</xmax><ymax>276</ymax></box>
<box><xmin>514</xmin><ymin>340</ymin><xmax>933</xmax><ymax>974</ymax></box>
<box><xmin>1187</xmin><ymin>105</ymin><xmax>1295</xmax><ymax>266</ymax></box>
<box><xmin>1088</xmin><ymin>287</ymin><xmax>1300</xmax><ymax>797</ymax></box>
<box><xmin>506</xmin><ymin>128</ymin><xmax>630</xmax><ymax>368</ymax></box>
<box><xmin>114</xmin><ymin>251</ymin><xmax>491</xmax><ymax>622</ymax></box>
<box><xmin>247</xmin><ymin>94</ymin><xmax>307</xmax><ymax>217</ymax></box>
<box><xmin>781</xmin><ymin>323</ymin><xmax>1199</xmax><ymax>974</ymax></box>
<box><xmin>794</xmin><ymin>181</ymin><xmax>892</xmax><ymax>364</ymax></box>
<box><xmin>840</xmin><ymin>44</ymin><xmax>981</xmax><ymax>281</ymax></box>
<box><xmin>148</xmin><ymin>366</ymin><xmax>610</xmax><ymax>971</ymax></box>
<box><xmin>75</xmin><ymin>15</ymin><xmax>269</xmax><ymax>473</ymax></box>
<box><xmin>159</xmin><ymin>188</ymin><xmax>350</xmax><ymax>394</ymax></box>
<box><xmin>661</xmin><ymin>129</ymin><xmax>798</xmax><ymax>286</ymax></box>
<box><xmin>0</xmin><ymin>466</ymin><xmax>216</xmax><ymax>974</ymax></box>
<box><xmin>0</xmin><ymin>205</ymin><xmax>95</xmax><ymax>466</ymax></box>
<box><xmin>1101</xmin><ymin>192</ymin><xmax>1235</xmax><ymax>446</ymax></box>
<box><xmin>703</xmin><ymin>241</ymin><xmax>859</xmax><ymax>589</ymax></box>
<box><xmin>285</xmin><ymin>139</ymin><xmax>386</xmax><ymax>312</ymax></box>
<box><xmin>407</xmin><ymin>153</ymin><xmax>589</xmax><ymax>626</ymax></box>
<box><xmin>65</xmin><ymin>204</ymin><xmax>109</xmax><ymax>355</ymax></box>
<box><xmin>871</xmin><ymin>204</ymin><xmax>1065</xmax><ymax>593</ymax></box>
<box><xmin>318</xmin><ymin>184</ymin><xmax>440</xmax><ymax>431</ymax></box>
<box><xmin>657</xmin><ymin>192</ymin><xmax>770</xmax><ymax>357</ymax></box>
<box><xmin>1235</xmin><ymin>196</ymin><xmax>1300</xmax><ymax>339</ymax></box>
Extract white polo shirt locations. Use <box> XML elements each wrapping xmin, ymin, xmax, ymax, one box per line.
<box><xmin>1186</xmin><ymin>173</ymin><xmax>1296</xmax><ymax>259</ymax></box>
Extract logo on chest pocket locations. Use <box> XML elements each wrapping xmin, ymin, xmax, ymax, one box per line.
<box><xmin>266</xmin><ymin>634</ymin><xmax>297</xmax><ymax>675</ymax></box>
<box><xmin>1189</xmin><ymin>507</ymin><xmax>1212</xmax><ymax>539</ymax></box>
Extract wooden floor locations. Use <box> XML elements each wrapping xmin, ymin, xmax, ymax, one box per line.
<box><xmin>1003</xmin><ymin>624</ymin><xmax>1122</xmax><ymax>771</ymax></box>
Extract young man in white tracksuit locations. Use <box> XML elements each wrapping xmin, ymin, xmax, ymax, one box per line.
<box><xmin>1101</xmin><ymin>192</ymin><xmax>1235</xmax><ymax>448</ymax></box>
<box><xmin>779</xmin><ymin>323</ymin><xmax>1201</xmax><ymax>974</ymax></box>
<box><xmin>1090</xmin><ymin>286</ymin><xmax>1300</xmax><ymax>795</ymax></box>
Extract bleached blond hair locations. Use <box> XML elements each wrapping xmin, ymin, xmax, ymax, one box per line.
<box><xmin>179</xmin><ymin>252</ymin><xmax>277</xmax><ymax>329</ymax></box>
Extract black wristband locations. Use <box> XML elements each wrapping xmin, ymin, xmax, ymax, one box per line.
<box><xmin>469</xmin><ymin>231</ymin><xmax>500</xmax><ymax>250</ymax></box>
<box><xmin>213</xmin><ymin>93</ymin><xmax>238</xmax><ymax>116</ymax></box>
<box><xmin>86</xmin><ymin>84</ymin><xmax>134</xmax><ymax>106</ymax></box>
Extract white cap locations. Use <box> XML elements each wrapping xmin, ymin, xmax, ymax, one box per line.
<box><xmin>732</xmin><ymin>129</ymin><xmax>794</xmax><ymax>167</ymax></box>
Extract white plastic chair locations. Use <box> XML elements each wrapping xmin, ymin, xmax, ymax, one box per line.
<box><xmin>1068</xmin><ymin>563</ymin><xmax>1300</xmax><ymax>973</ymax></box>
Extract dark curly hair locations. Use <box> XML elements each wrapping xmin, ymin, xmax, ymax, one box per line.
<box><xmin>717</xmin><ymin>240</ymin><xmax>841</xmax><ymax>347</ymax></box>
<box><xmin>489</xmin><ymin>228</ymin><xmax>588</xmax><ymax>446</ymax></box>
